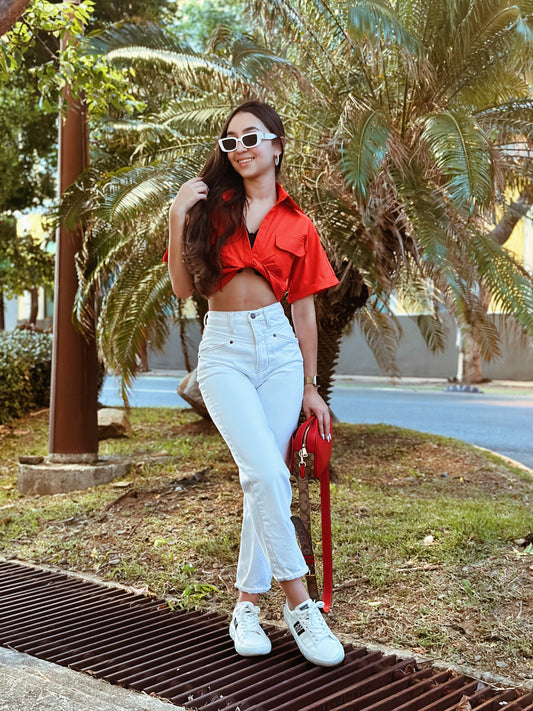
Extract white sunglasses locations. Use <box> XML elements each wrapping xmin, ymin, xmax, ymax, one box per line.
<box><xmin>218</xmin><ymin>131</ymin><xmax>278</xmax><ymax>153</ymax></box>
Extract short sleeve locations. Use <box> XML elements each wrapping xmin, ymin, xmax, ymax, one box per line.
<box><xmin>287</xmin><ymin>222</ymin><xmax>339</xmax><ymax>303</ymax></box>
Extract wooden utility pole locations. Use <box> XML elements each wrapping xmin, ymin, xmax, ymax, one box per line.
<box><xmin>0</xmin><ymin>0</ymin><xmax>30</xmax><ymax>36</ymax></box>
<box><xmin>48</xmin><ymin>25</ymin><xmax>98</xmax><ymax>462</ymax></box>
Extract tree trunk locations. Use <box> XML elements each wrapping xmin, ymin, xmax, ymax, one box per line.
<box><xmin>489</xmin><ymin>188</ymin><xmax>533</xmax><ymax>246</ymax></box>
<box><xmin>0</xmin><ymin>292</ymin><xmax>4</xmax><ymax>330</ymax></box>
<box><xmin>461</xmin><ymin>328</ymin><xmax>483</xmax><ymax>384</ymax></box>
<box><xmin>459</xmin><ymin>285</ymin><xmax>493</xmax><ymax>384</ymax></box>
<box><xmin>29</xmin><ymin>286</ymin><xmax>38</xmax><ymax>326</ymax></box>
<box><xmin>314</xmin><ymin>264</ymin><xmax>369</xmax><ymax>407</ymax></box>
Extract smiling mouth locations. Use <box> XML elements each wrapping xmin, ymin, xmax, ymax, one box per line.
<box><xmin>237</xmin><ymin>157</ymin><xmax>253</xmax><ymax>165</ymax></box>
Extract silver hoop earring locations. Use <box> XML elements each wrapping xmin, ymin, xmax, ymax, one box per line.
<box><xmin>275</xmin><ymin>155</ymin><xmax>280</xmax><ymax>167</ymax></box>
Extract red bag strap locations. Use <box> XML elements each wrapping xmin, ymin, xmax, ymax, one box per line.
<box><xmin>291</xmin><ymin>416</ymin><xmax>334</xmax><ymax>612</ymax></box>
<box><xmin>320</xmin><ymin>465</ymin><xmax>333</xmax><ymax>613</ymax></box>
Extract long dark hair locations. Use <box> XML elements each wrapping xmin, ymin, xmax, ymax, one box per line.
<box><xmin>183</xmin><ymin>101</ymin><xmax>285</xmax><ymax>296</ymax></box>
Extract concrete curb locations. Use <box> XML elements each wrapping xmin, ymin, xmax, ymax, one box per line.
<box><xmin>473</xmin><ymin>445</ymin><xmax>533</xmax><ymax>476</ymax></box>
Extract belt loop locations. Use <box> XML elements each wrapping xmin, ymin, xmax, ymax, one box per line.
<box><xmin>264</xmin><ymin>305</ymin><xmax>270</xmax><ymax>328</ymax></box>
<box><xmin>229</xmin><ymin>312</ymin><xmax>235</xmax><ymax>333</ymax></box>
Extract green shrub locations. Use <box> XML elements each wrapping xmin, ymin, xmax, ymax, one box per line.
<box><xmin>0</xmin><ymin>329</ymin><xmax>53</xmax><ymax>423</ymax></box>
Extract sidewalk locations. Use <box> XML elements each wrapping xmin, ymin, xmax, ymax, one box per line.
<box><xmin>145</xmin><ymin>369</ymin><xmax>533</xmax><ymax>392</ymax></box>
<box><xmin>0</xmin><ymin>647</ymin><xmax>180</xmax><ymax>711</ymax></box>
<box><xmin>334</xmin><ymin>374</ymin><xmax>533</xmax><ymax>392</ymax></box>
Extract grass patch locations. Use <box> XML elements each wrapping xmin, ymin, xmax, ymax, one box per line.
<box><xmin>0</xmin><ymin>409</ymin><xmax>531</xmax><ymax>686</ymax></box>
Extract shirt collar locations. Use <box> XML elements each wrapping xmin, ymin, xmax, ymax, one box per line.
<box><xmin>274</xmin><ymin>183</ymin><xmax>300</xmax><ymax>212</ymax></box>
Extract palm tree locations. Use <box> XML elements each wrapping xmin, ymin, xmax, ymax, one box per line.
<box><xmin>247</xmin><ymin>0</ymin><xmax>533</xmax><ymax>382</ymax></box>
<box><xmin>70</xmin><ymin>0</ymin><xmax>533</xmax><ymax>401</ymax></box>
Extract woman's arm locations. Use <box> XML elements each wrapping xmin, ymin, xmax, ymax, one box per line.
<box><xmin>168</xmin><ymin>178</ymin><xmax>208</xmax><ymax>298</ymax></box>
<box><xmin>291</xmin><ymin>295</ymin><xmax>331</xmax><ymax>440</ymax></box>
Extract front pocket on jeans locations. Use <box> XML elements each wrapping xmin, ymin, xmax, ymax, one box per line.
<box><xmin>198</xmin><ymin>336</ymin><xmax>239</xmax><ymax>357</ymax></box>
<box><xmin>272</xmin><ymin>332</ymin><xmax>298</xmax><ymax>344</ymax></box>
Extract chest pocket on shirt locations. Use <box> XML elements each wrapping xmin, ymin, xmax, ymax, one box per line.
<box><xmin>275</xmin><ymin>232</ymin><xmax>305</xmax><ymax>257</ymax></box>
<box><xmin>265</xmin><ymin>232</ymin><xmax>306</xmax><ymax>282</ymax></box>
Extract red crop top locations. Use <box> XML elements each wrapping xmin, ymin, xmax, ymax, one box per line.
<box><xmin>165</xmin><ymin>183</ymin><xmax>339</xmax><ymax>303</ymax></box>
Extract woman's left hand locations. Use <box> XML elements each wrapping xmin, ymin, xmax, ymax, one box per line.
<box><xmin>302</xmin><ymin>387</ymin><xmax>331</xmax><ymax>441</ymax></box>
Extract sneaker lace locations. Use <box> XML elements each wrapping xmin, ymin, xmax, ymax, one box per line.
<box><xmin>236</xmin><ymin>603</ymin><xmax>262</xmax><ymax>632</ymax></box>
<box><xmin>299</xmin><ymin>601</ymin><xmax>330</xmax><ymax>641</ymax></box>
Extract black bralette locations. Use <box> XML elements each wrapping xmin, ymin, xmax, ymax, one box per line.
<box><xmin>247</xmin><ymin>228</ymin><xmax>258</xmax><ymax>249</ymax></box>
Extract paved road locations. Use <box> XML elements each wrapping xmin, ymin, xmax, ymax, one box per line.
<box><xmin>329</xmin><ymin>382</ymin><xmax>533</xmax><ymax>470</ymax></box>
<box><xmin>101</xmin><ymin>374</ymin><xmax>533</xmax><ymax>470</ymax></box>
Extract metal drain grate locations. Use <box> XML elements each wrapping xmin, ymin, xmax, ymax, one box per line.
<box><xmin>0</xmin><ymin>561</ymin><xmax>531</xmax><ymax>711</ymax></box>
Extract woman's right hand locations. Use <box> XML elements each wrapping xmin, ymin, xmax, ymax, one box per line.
<box><xmin>170</xmin><ymin>177</ymin><xmax>209</xmax><ymax>219</ymax></box>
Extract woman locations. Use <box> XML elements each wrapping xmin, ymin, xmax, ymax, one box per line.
<box><xmin>166</xmin><ymin>100</ymin><xmax>344</xmax><ymax>667</ymax></box>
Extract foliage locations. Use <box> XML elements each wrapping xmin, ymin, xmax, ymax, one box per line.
<box><xmin>0</xmin><ymin>0</ymin><xmax>182</xmax><ymax>220</ymax></box>
<box><xmin>0</xmin><ymin>326</ymin><xmax>107</xmax><ymax>420</ymax></box>
<box><xmin>0</xmin><ymin>217</ymin><xmax>54</xmax><ymax>300</ymax></box>
<box><xmin>0</xmin><ymin>0</ymin><xmax>144</xmax><ymax>117</ymax></box>
<box><xmin>61</xmin><ymin>0</ymin><xmax>533</xmax><ymax>392</ymax></box>
<box><xmin>0</xmin><ymin>0</ymin><xmax>158</xmax><ymax>332</ymax></box>
<box><xmin>0</xmin><ymin>329</ymin><xmax>52</xmax><ymax>422</ymax></box>
<box><xmin>0</xmin><ymin>65</ymin><xmax>56</xmax><ymax>212</ymax></box>
<box><xmin>175</xmin><ymin>0</ymin><xmax>246</xmax><ymax>49</ymax></box>
<box><xmin>251</xmin><ymin>0</ymin><xmax>533</xmax><ymax>372</ymax></box>
<box><xmin>88</xmin><ymin>0</ymin><xmax>176</xmax><ymax>26</ymax></box>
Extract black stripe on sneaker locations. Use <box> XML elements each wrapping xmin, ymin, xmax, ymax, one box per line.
<box><xmin>294</xmin><ymin>621</ymin><xmax>305</xmax><ymax>636</ymax></box>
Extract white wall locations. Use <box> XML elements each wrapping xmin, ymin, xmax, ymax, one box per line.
<box><xmin>147</xmin><ymin>315</ymin><xmax>533</xmax><ymax>381</ymax></box>
<box><xmin>3</xmin><ymin>297</ymin><xmax>18</xmax><ymax>331</ymax></box>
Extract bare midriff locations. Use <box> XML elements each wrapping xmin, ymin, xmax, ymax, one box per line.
<box><xmin>208</xmin><ymin>268</ymin><xmax>277</xmax><ymax>312</ymax></box>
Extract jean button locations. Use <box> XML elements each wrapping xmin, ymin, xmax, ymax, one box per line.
<box><xmin>250</xmin><ymin>313</ymin><xmax>256</xmax><ymax>319</ymax></box>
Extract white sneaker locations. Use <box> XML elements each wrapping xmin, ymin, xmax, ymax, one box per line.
<box><xmin>284</xmin><ymin>599</ymin><xmax>345</xmax><ymax>666</ymax></box>
<box><xmin>229</xmin><ymin>601</ymin><xmax>272</xmax><ymax>656</ymax></box>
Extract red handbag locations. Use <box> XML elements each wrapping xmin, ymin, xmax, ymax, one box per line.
<box><xmin>290</xmin><ymin>415</ymin><xmax>333</xmax><ymax>612</ymax></box>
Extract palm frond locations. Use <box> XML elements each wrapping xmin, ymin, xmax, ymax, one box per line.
<box><xmin>60</xmin><ymin>157</ymin><xmax>121</xmax><ymax>230</ymax></box>
<box><xmin>106</xmin><ymin>47</ymin><xmax>236</xmax><ymax>81</ymax></box>
<box><xmin>471</xmin><ymin>232</ymin><xmax>533</xmax><ymax>335</ymax></box>
<box><xmin>157</xmin><ymin>98</ymin><xmax>235</xmax><ymax>136</ymax></box>
<box><xmin>438</xmin><ymin>4</ymin><xmax>522</xmax><ymax>100</ymax></box>
<box><xmin>98</xmin><ymin>259</ymin><xmax>175</xmax><ymax>400</ymax></box>
<box><xmin>246</xmin><ymin>0</ymin><xmax>352</xmax><ymax>93</ymax></box>
<box><xmin>421</xmin><ymin>111</ymin><xmax>494</xmax><ymax>209</ymax></box>
<box><xmin>73</xmin><ymin>228</ymin><xmax>132</xmax><ymax>332</ymax></box>
<box><xmin>396</xmin><ymin>0</ymin><xmax>435</xmax><ymax>38</ymax></box>
<box><xmin>347</xmin><ymin>0</ymin><xmax>422</xmax><ymax>56</ymax></box>
<box><xmin>340</xmin><ymin>107</ymin><xmax>391</xmax><ymax>200</ymax></box>
<box><xmin>208</xmin><ymin>25</ymin><xmax>298</xmax><ymax>79</ymax></box>
<box><xmin>466</xmin><ymin>310</ymin><xmax>503</xmax><ymax>361</ymax></box>
<box><xmin>231</xmin><ymin>36</ymin><xmax>300</xmax><ymax>84</ymax></box>
<box><xmin>515</xmin><ymin>13</ymin><xmax>533</xmax><ymax>47</ymax></box>
<box><xmin>476</xmin><ymin>98</ymin><xmax>533</xmax><ymax>142</ymax></box>
<box><xmin>412</xmin><ymin>312</ymin><xmax>449</xmax><ymax>354</ymax></box>
<box><xmin>86</xmin><ymin>21</ymin><xmax>191</xmax><ymax>55</ymax></box>
<box><xmin>354</xmin><ymin>301</ymin><xmax>401</xmax><ymax>376</ymax></box>
<box><xmin>98</xmin><ymin>159</ymin><xmax>204</xmax><ymax>227</ymax></box>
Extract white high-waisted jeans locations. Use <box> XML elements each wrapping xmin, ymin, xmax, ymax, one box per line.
<box><xmin>197</xmin><ymin>301</ymin><xmax>308</xmax><ymax>593</ymax></box>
